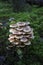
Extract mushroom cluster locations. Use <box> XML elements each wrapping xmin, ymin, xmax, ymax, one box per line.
<box><xmin>8</xmin><ymin>22</ymin><xmax>34</xmax><ymax>47</ymax></box>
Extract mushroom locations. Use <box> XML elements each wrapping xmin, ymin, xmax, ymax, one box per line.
<box><xmin>23</xmin><ymin>26</ymin><xmax>31</xmax><ymax>33</ymax></box>
<box><xmin>9</xmin><ymin>29</ymin><xmax>14</xmax><ymax>33</ymax></box>
<box><xmin>9</xmin><ymin>29</ymin><xmax>18</xmax><ymax>35</ymax></box>
<box><xmin>18</xmin><ymin>31</ymin><xmax>26</xmax><ymax>35</ymax></box>
<box><xmin>16</xmin><ymin>27</ymin><xmax>23</xmax><ymax>31</ymax></box>
<box><xmin>24</xmin><ymin>34</ymin><xmax>31</xmax><ymax>38</ymax></box>
<box><xmin>15</xmin><ymin>35</ymin><xmax>23</xmax><ymax>39</ymax></box>
<box><xmin>10</xmin><ymin>24</ymin><xmax>17</xmax><ymax>28</ymax></box>
<box><xmin>8</xmin><ymin>38</ymin><xmax>14</xmax><ymax>42</ymax></box>
<box><xmin>29</xmin><ymin>29</ymin><xmax>34</xmax><ymax>39</ymax></box>
<box><xmin>24</xmin><ymin>41</ymin><xmax>31</xmax><ymax>45</ymax></box>
<box><xmin>17</xmin><ymin>22</ymin><xmax>26</xmax><ymax>27</ymax></box>
<box><xmin>20</xmin><ymin>37</ymin><xmax>28</xmax><ymax>43</ymax></box>
<box><xmin>9</xmin><ymin>34</ymin><xmax>15</xmax><ymax>38</ymax></box>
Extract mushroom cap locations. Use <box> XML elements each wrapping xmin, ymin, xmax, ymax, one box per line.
<box><xmin>17</xmin><ymin>22</ymin><xmax>26</xmax><ymax>27</ymax></box>
<box><xmin>15</xmin><ymin>35</ymin><xmax>23</xmax><ymax>39</ymax></box>
<box><xmin>24</xmin><ymin>34</ymin><xmax>31</xmax><ymax>38</ymax></box>
<box><xmin>24</xmin><ymin>41</ymin><xmax>31</xmax><ymax>45</ymax></box>
<box><xmin>9</xmin><ymin>29</ymin><xmax>23</xmax><ymax>35</ymax></box>
<box><xmin>9</xmin><ymin>34</ymin><xmax>15</xmax><ymax>38</ymax></box>
<box><xmin>8</xmin><ymin>38</ymin><xmax>14</xmax><ymax>42</ymax></box>
<box><xmin>9</xmin><ymin>29</ymin><xmax>14</xmax><ymax>33</ymax></box>
<box><xmin>9</xmin><ymin>29</ymin><xmax>19</xmax><ymax>35</ymax></box>
<box><xmin>9</xmin><ymin>34</ymin><xmax>14</xmax><ymax>37</ymax></box>
<box><xmin>20</xmin><ymin>37</ymin><xmax>28</xmax><ymax>43</ymax></box>
<box><xmin>16</xmin><ymin>27</ymin><xmax>23</xmax><ymax>31</ymax></box>
<box><xmin>12</xmin><ymin>42</ymin><xmax>19</xmax><ymax>45</ymax></box>
<box><xmin>17</xmin><ymin>32</ymin><xmax>24</xmax><ymax>35</ymax></box>
<box><xmin>18</xmin><ymin>31</ymin><xmax>26</xmax><ymax>35</ymax></box>
<box><xmin>23</xmin><ymin>26</ymin><xmax>31</xmax><ymax>33</ymax></box>
<box><xmin>10</xmin><ymin>24</ymin><xmax>17</xmax><ymax>28</ymax></box>
<box><xmin>29</xmin><ymin>29</ymin><xmax>34</xmax><ymax>39</ymax></box>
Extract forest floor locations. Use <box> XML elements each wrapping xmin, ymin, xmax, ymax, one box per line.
<box><xmin>0</xmin><ymin>2</ymin><xmax>43</xmax><ymax>65</ymax></box>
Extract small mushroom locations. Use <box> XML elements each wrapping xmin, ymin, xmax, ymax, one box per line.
<box><xmin>9</xmin><ymin>34</ymin><xmax>14</xmax><ymax>37</ymax></box>
<box><xmin>18</xmin><ymin>31</ymin><xmax>25</xmax><ymax>35</ymax></box>
<box><xmin>16</xmin><ymin>27</ymin><xmax>23</xmax><ymax>31</ymax></box>
<box><xmin>12</xmin><ymin>42</ymin><xmax>19</xmax><ymax>45</ymax></box>
<box><xmin>15</xmin><ymin>35</ymin><xmax>23</xmax><ymax>39</ymax></box>
<box><xmin>29</xmin><ymin>29</ymin><xmax>34</xmax><ymax>39</ymax></box>
<box><xmin>30</xmin><ymin>34</ymin><xmax>34</xmax><ymax>39</ymax></box>
<box><xmin>24</xmin><ymin>34</ymin><xmax>31</xmax><ymax>38</ymax></box>
<box><xmin>9</xmin><ymin>29</ymin><xmax>14</xmax><ymax>33</ymax></box>
<box><xmin>10</xmin><ymin>24</ymin><xmax>17</xmax><ymax>28</ymax></box>
<box><xmin>24</xmin><ymin>41</ymin><xmax>31</xmax><ymax>45</ymax></box>
<box><xmin>20</xmin><ymin>37</ymin><xmax>28</xmax><ymax>43</ymax></box>
<box><xmin>9</xmin><ymin>34</ymin><xmax>15</xmax><ymax>38</ymax></box>
<box><xmin>12</xmin><ymin>31</ymin><xmax>25</xmax><ymax>35</ymax></box>
<box><xmin>8</xmin><ymin>38</ymin><xmax>14</xmax><ymax>42</ymax></box>
<box><xmin>17</xmin><ymin>22</ymin><xmax>26</xmax><ymax>27</ymax></box>
<box><xmin>23</xmin><ymin>26</ymin><xmax>31</xmax><ymax>33</ymax></box>
<box><xmin>9</xmin><ymin>29</ymin><xmax>18</xmax><ymax>35</ymax></box>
